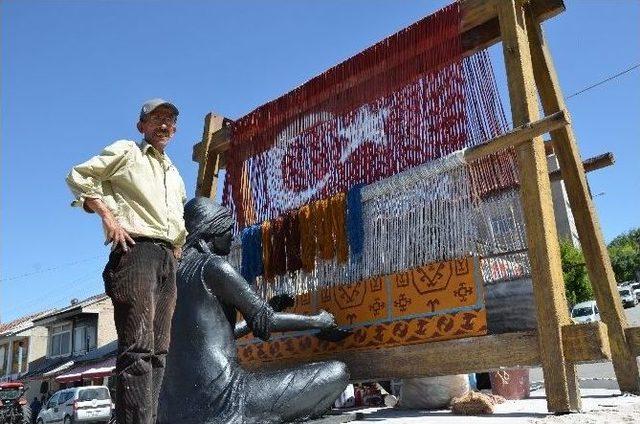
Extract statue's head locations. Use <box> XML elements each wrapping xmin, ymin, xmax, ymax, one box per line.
<box><xmin>184</xmin><ymin>197</ymin><xmax>234</xmax><ymax>255</ymax></box>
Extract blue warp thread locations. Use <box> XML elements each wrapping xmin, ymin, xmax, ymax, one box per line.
<box><xmin>240</xmin><ymin>224</ymin><xmax>263</xmax><ymax>284</ymax></box>
<box><xmin>346</xmin><ymin>183</ymin><xmax>365</xmax><ymax>262</ymax></box>
<box><xmin>240</xmin><ymin>227</ymin><xmax>252</xmax><ymax>282</ymax></box>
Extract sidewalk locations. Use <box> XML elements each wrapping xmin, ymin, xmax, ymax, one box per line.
<box><xmin>530</xmin><ymin>362</ymin><xmax>628</xmax><ymax>390</ymax></box>
<box><xmin>324</xmin><ymin>388</ymin><xmax>639</xmax><ymax>423</ymax></box>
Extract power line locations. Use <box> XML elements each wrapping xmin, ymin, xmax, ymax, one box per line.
<box><xmin>567</xmin><ymin>63</ymin><xmax>640</xmax><ymax>99</ymax></box>
<box><xmin>3</xmin><ymin>277</ymin><xmax>104</xmax><ymax>323</ymax></box>
<box><xmin>5</xmin><ymin>268</ymin><xmax>100</xmax><ymax>314</ymax></box>
<box><xmin>0</xmin><ymin>255</ymin><xmax>104</xmax><ymax>282</ymax></box>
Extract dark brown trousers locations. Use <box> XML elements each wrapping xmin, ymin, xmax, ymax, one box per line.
<box><xmin>103</xmin><ymin>241</ymin><xmax>177</xmax><ymax>424</ymax></box>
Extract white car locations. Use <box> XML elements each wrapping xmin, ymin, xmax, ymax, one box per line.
<box><xmin>571</xmin><ymin>300</ymin><xmax>600</xmax><ymax>324</ymax></box>
<box><xmin>629</xmin><ymin>282</ymin><xmax>640</xmax><ymax>302</ymax></box>
<box><xmin>37</xmin><ymin>386</ymin><xmax>112</xmax><ymax>424</ymax></box>
<box><xmin>618</xmin><ymin>287</ymin><xmax>637</xmax><ymax>308</ymax></box>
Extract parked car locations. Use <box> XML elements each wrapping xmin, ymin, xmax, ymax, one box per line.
<box><xmin>571</xmin><ymin>300</ymin><xmax>600</xmax><ymax>323</ymax></box>
<box><xmin>618</xmin><ymin>287</ymin><xmax>637</xmax><ymax>308</ymax></box>
<box><xmin>629</xmin><ymin>282</ymin><xmax>640</xmax><ymax>302</ymax></box>
<box><xmin>36</xmin><ymin>386</ymin><xmax>111</xmax><ymax>424</ymax></box>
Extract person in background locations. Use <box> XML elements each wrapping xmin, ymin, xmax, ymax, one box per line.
<box><xmin>66</xmin><ymin>99</ymin><xmax>187</xmax><ymax>424</ymax></box>
<box><xmin>30</xmin><ymin>396</ymin><xmax>42</xmax><ymax>423</ymax></box>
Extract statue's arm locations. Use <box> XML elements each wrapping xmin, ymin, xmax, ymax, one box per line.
<box><xmin>203</xmin><ymin>257</ymin><xmax>269</xmax><ymax>337</ymax></box>
<box><xmin>272</xmin><ymin>310</ymin><xmax>336</xmax><ymax>332</ymax></box>
<box><xmin>233</xmin><ymin>311</ymin><xmax>335</xmax><ymax>339</ymax></box>
<box><xmin>203</xmin><ymin>258</ymin><xmax>336</xmax><ymax>340</ymax></box>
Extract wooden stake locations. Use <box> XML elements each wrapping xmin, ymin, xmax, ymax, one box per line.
<box><xmin>526</xmin><ymin>9</ymin><xmax>640</xmax><ymax>394</ymax></box>
<box><xmin>497</xmin><ymin>0</ymin><xmax>580</xmax><ymax>412</ymax></box>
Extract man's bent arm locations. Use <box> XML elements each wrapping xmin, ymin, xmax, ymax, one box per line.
<box><xmin>66</xmin><ymin>140</ymin><xmax>132</xmax><ymax>213</ymax></box>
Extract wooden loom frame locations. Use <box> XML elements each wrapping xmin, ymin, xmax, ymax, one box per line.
<box><xmin>192</xmin><ymin>0</ymin><xmax>640</xmax><ymax>413</ymax></box>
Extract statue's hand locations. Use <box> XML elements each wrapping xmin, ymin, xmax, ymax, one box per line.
<box><xmin>316</xmin><ymin>309</ymin><xmax>337</xmax><ymax>329</ymax></box>
<box><xmin>314</xmin><ymin>310</ymin><xmax>352</xmax><ymax>342</ymax></box>
<box><xmin>316</xmin><ymin>327</ymin><xmax>352</xmax><ymax>343</ymax></box>
<box><xmin>267</xmin><ymin>293</ymin><xmax>295</xmax><ymax>312</ymax></box>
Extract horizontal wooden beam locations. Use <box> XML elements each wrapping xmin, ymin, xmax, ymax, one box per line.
<box><xmin>244</xmin><ymin>332</ymin><xmax>540</xmax><ymax>381</ymax></box>
<box><xmin>562</xmin><ymin>321</ymin><xmax>611</xmax><ymax>363</ymax></box>
<box><xmin>193</xmin><ymin>115</ymin><xmax>232</xmax><ymax>163</ymax></box>
<box><xmin>460</xmin><ymin>0</ymin><xmax>564</xmax><ymax>33</ymax></box>
<box><xmin>549</xmin><ymin>152</ymin><xmax>614</xmax><ymax>182</ymax></box>
<box><xmin>209</xmin><ymin>124</ymin><xmax>232</xmax><ymax>153</ymax></box>
<box><xmin>461</xmin><ymin>0</ymin><xmax>564</xmax><ymax>56</ymax></box>
<box><xmin>242</xmin><ymin>322</ymin><xmax>609</xmax><ymax>381</ymax></box>
<box><xmin>464</xmin><ymin>110</ymin><xmax>569</xmax><ymax>162</ymax></box>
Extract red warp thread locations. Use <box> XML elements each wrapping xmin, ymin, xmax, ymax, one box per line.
<box><xmin>223</xmin><ymin>2</ymin><xmax>517</xmax><ymax>229</ymax></box>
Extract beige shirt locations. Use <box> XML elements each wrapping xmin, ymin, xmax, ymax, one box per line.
<box><xmin>66</xmin><ymin>140</ymin><xmax>187</xmax><ymax>247</ymax></box>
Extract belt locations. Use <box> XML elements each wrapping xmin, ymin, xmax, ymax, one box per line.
<box><xmin>132</xmin><ymin>236</ymin><xmax>174</xmax><ymax>250</ymax></box>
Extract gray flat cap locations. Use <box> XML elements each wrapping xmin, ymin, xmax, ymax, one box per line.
<box><xmin>139</xmin><ymin>98</ymin><xmax>179</xmax><ymax>121</ymax></box>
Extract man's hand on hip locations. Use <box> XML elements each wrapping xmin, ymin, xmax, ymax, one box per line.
<box><xmin>103</xmin><ymin>216</ymin><xmax>136</xmax><ymax>252</ymax></box>
<box><xmin>173</xmin><ymin>246</ymin><xmax>182</xmax><ymax>260</ymax></box>
<box><xmin>85</xmin><ymin>198</ymin><xmax>136</xmax><ymax>252</ymax></box>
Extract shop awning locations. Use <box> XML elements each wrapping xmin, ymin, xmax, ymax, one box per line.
<box><xmin>21</xmin><ymin>357</ymin><xmax>73</xmax><ymax>380</ymax></box>
<box><xmin>42</xmin><ymin>361</ymin><xmax>74</xmax><ymax>378</ymax></box>
<box><xmin>55</xmin><ymin>356</ymin><xmax>116</xmax><ymax>384</ymax></box>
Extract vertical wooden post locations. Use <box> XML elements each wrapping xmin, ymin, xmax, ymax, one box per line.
<box><xmin>497</xmin><ymin>0</ymin><xmax>581</xmax><ymax>412</ymax></box>
<box><xmin>526</xmin><ymin>10</ymin><xmax>640</xmax><ymax>394</ymax></box>
<box><xmin>196</xmin><ymin>113</ymin><xmax>226</xmax><ymax>198</ymax></box>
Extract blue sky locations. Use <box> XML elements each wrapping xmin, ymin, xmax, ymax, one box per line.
<box><xmin>2</xmin><ymin>0</ymin><xmax>638</xmax><ymax>322</ymax></box>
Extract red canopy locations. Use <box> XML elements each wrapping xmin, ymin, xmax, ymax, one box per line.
<box><xmin>55</xmin><ymin>357</ymin><xmax>115</xmax><ymax>384</ymax></box>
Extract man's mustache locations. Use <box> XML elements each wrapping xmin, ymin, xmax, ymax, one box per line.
<box><xmin>155</xmin><ymin>127</ymin><xmax>171</xmax><ymax>136</ymax></box>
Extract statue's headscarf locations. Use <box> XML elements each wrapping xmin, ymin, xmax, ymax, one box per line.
<box><xmin>184</xmin><ymin>197</ymin><xmax>234</xmax><ymax>249</ymax></box>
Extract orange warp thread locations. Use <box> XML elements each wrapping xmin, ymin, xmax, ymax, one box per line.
<box><xmin>299</xmin><ymin>204</ymin><xmax>317</xmax><ymax>272</ymax></box>
<box><xmin>317</xmin><ymin>199</ymin><xmax>335</xmax><ymax>260</ymax></box>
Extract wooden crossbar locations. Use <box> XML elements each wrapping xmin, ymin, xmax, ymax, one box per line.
<box><xmin>243</xmin><ymin>322</ymin><xmax>617</xmax><ymax>381</ymax></box>
<box><xmin>464</xmin><ymin>110</ymin><xmax>569</xmax><ymax>162</ymax></box>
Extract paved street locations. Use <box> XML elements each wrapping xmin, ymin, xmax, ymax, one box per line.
<box><xmin>342</xmin><ymin>389</ymin><xmax>640</xmax><ymax>424</ymax></box>
<box><xmin>622</xmin><ymin>301</ymin><xmax>640</xmax><ymax>326</ymax></box>
<box><xmin>530</xmin><ymin>302</ymin><xmax>640</xmax><ymax>389</ymax></box>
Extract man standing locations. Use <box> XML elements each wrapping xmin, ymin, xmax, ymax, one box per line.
<box><xmin>29</xmin><ymin>396</ymin><xmax>42</xmax><ymax>423</ymax></box>
<box><xmin>66</xmin><ymin>99</ymin><xmax>187</xmax><ymax>424</ymax></box>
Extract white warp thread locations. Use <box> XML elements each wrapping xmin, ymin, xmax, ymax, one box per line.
<box><xmin>226</xmin><ymin>148</ymin><xmax>531</xmax><ymax>294</ymax></box>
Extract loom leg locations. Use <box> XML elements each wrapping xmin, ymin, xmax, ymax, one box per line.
<box><xmin>497</xmin><ymin>0</ymin><xmax>581</xmax><ymax>413</ymax></box>
<box><xmin>526</xmin><ymin>9</ymin><xmax>640</xmax><ymax>394</ymax></box>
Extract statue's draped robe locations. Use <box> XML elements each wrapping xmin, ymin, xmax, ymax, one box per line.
<box><xmin>158</xmin><ymin>248</ymin><xmax>348</xmax><ymax>424</ymax></box>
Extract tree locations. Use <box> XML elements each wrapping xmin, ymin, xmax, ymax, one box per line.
<box><xmin>608</xmin><ymin>228</ymin><xmax>640</xmax><ymax>283</ymax></box>
<box><xmin>559</xmin><ymin>238</ymin><xmax>593</xmax><ymax>306</ymax></box>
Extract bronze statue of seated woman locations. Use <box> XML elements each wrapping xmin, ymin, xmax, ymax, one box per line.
<box><xmin>158</xmin><ymin>197</ymin><xmax>349</xmax><ymax>424</ymax></box>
